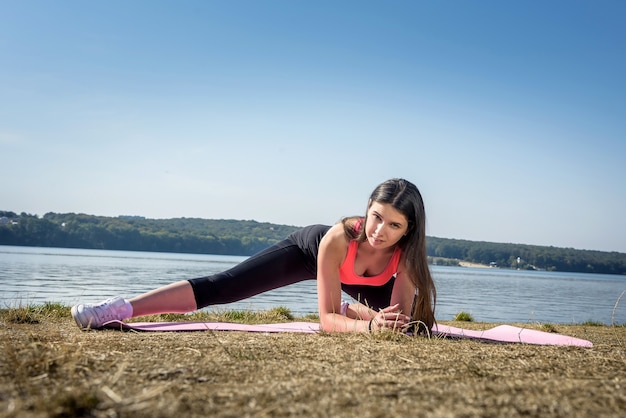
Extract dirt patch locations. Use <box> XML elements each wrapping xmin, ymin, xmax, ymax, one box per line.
<box><xmin>1</xmin><ymin>317</ymin><xmax>625</xmax><ymax>417</ymax></box>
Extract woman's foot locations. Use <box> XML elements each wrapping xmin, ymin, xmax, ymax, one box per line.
<box><xmin>71</xmin><ymin>296</ymin><xmax>133</xmax><ymax>329</ymax></box>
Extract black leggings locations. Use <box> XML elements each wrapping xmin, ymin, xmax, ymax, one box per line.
<box><xmin>188</xmin><ymin>225</ymin><xmax>330</xmax><ymax>309</ymax></box>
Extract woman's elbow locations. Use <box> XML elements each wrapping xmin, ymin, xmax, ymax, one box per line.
<box><xmin>319</xmin><ymin>313</ymin><xmax>342</xmax><ymax>333</ymax></box>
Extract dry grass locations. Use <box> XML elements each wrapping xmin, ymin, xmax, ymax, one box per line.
<box><xmin>1</xmin><ymin>306</ymin><xmax>625</xmax><ymax>417</ymax></box>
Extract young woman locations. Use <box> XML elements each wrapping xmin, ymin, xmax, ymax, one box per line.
<box><xmin>71</xmin><ymin>178</ymin><xmax>436</xmax><ymax>334</ymax></box>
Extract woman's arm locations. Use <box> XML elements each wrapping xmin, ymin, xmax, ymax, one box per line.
<box><xmin>389</xmin><ymin>262</ymin><xmax>417</xmax><ymax>318</ymax></box>
<box><xmin>344</xmin><ymin>301</ymin><xmax>376</xmax><ymax>320</ymax></box>
<box><xmin>317</xmin><ymin>224</ymin><xmax>371</xmax><ymax>332</ymax></box>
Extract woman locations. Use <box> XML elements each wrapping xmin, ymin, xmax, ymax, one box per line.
<box><xmin>71</xmin><ymin>178</ymin><xmax>436</xmax><ymax>334</ymax></box>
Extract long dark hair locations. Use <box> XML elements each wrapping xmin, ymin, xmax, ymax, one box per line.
<box><xmin>343</xmin><ymin>178</ymin><xmax>436</xmax><ymax>334</ymax></box>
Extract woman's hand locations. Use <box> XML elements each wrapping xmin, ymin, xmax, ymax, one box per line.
<box><xmin>370</xmin><ymin>303</ymin><xmax>410</xmax><ymax>332</ymax></box>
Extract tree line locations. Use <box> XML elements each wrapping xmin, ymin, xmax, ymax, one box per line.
<box><xmin>1</xmin><ymin>211</ymin><xmax>625</xmax><ymax>275</ymax></box>
<box><xmin>427</xmin><ymin>237</ymin><xmax>626</xmax><ymax>275</ymax></box>
<box><xmin>0</xmin><ymin>211</ymin><xmax>298</xmax><ymax>256</ymax></box>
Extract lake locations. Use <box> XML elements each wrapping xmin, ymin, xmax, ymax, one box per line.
<box><xmin>1</xmin><ymin>245</ymin><xmax>624</xmax><ymax>325</ymax></box>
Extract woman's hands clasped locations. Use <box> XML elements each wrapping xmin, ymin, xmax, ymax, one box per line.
<box><xmin>369</xmin><ymin>303</ymin><xmax>411</xmax><ymax>332</ymax></box>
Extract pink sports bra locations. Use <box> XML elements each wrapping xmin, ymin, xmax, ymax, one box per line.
<box><xmin>338</xmin><ymin>219</ymin><xmax>402</xmax><ymax>286</ymax></box>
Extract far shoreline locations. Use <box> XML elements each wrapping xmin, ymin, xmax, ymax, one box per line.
<box><xmin>458</xmin><ymin>261</ymin><xmax>491</xmax><ymax>269</ymax></box>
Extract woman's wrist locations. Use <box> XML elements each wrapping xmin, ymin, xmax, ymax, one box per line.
<box><xmin>340</xmin><ymin>301</ymin><xmax>349</xmax><ymax>316</ymax></box>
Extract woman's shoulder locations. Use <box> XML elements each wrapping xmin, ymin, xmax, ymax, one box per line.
<box><xmin>317</xmin><ymin>223</ymin><xmax>350</xmax><ymax>266</ymax></box>
<box><xmin>319</xmin><ymin>223</ymin><xmax>350</xmax><ymax>251</ymax></box>
<box><xmin>324</xmin><ymin>222</ymin><xmax>349</xmax><ymax>241</ymax></box>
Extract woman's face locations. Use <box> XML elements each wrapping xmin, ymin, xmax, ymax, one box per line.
<box><xmin>365</xmin><ymin>201</ymin><xmax>409</xmax><ymax>250</ymax></box>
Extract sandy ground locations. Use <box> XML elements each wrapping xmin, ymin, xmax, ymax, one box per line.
<box><xmin>2</xmin><ymin>311</ymin><xmax>625</xmax><ymax>418</ymax></box>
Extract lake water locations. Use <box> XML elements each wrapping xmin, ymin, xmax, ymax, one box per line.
<box><xmin>1</xmin><ymin>245</ymin><xmax>625</xmax><ymax>325</ymax></box>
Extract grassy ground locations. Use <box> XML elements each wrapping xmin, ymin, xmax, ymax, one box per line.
<box><xmin>1</xmin><ymin>304</ymin><xmax>625</xmax><ymax>417</ymax></box>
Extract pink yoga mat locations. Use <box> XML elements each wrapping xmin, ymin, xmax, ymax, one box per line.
<box><xmin>104</xmin><ymin>320</ymin><xmax>320</xmax><ymax>333</ymax></box>
<box><xmin>102</xmin><ymin>320</ymin><xmax>593</xmax><ymax>347</ymax></box>
<box><xmin>432</xmin><ymin>324</ymin><xmax>593</xmax><ymax>348</ymax></box>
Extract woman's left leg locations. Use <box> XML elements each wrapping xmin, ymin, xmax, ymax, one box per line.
<box><xmin>129</xmin><ymin>280</ymin><xmax>197</xmax><ymax>317</ymax></box>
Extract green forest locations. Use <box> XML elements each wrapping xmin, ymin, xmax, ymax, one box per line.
<box><xmin>1</xmin><ymin>211</ymin><xmax>625</xmax><ymax>275</ymax></box>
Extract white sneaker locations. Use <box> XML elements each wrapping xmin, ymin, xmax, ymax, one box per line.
<box><xmin>71</xmin><ymin>296</ymin><xmax>133</xmax><ymax>329</ymax></box>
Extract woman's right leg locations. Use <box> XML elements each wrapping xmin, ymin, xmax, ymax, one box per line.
<box><xmin>71</xmin><ymin>237</ymin><xmax>315</xmax><ymax>329</ymax></box>
<box><xmin>71</xmin><ymin>280</ymin><xmax>197</xmax><ymax>329</ymax></box>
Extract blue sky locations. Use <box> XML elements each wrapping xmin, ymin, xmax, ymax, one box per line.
<box><xmin>1</xmin><ymin>1</ymin><xmax>625</xmax><ymax>253</ymax></box>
